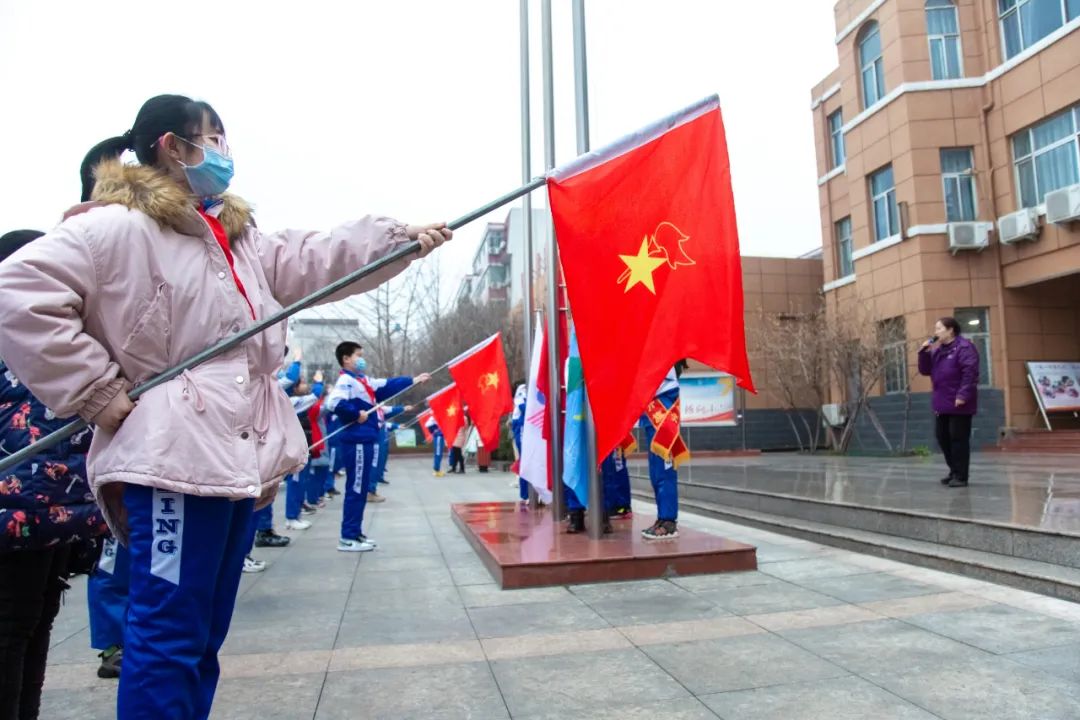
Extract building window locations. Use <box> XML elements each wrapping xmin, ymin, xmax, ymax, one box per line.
<box><xmin>858</xmin><ymin>22</ymin><xmax>886</xmax><ymax>108</ymax></box>
<box><xmin>954</xmin><ymin>307</ymin><xmax>992</xmax><ymax>386</ymax></box>
<box><xmin>999</xmin><ymin>0</ymin><xmax>1078</xmax><ymax>60</ymax></box>
<box><xmin>835</xmin><ymin>217</ymin><xmax>854</xmax><ymax>277</ymax></box>
<box><xmin>880</xmin><ymin>317</ymin><xmax>908</xmax><ymax>394</ymax></box>
<box><xmin>828</xmin><ymin>111</ymin><xmax>846</xmax><ymax>168</ymax></box>
<box><xmin>927</xmin><ymin>1</ymin><xmax>963</xmax><ymax>79</ymax></box>
<box><xmin>941</xmin><ymin>148</ymin><xmax>978</xmax><ymax>222</ymax></box>
<box><xmin>869</xmin><ymin>165</ymin><xmax>899</xmax><ymax>241</ymax></box>
<box><xmin>1013</xmin><ymin>105</ymin><xmax>1080</xmax><ymax>208</ymax></box>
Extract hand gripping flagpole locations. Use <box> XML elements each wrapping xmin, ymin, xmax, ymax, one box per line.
<box><xmin>0</xmin><ymin>178</ymin><xmax>546</xmax><ymax>476</ymax></box>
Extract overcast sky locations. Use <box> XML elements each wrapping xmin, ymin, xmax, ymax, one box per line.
<box><xmin>0</xmin><ymin>0</ymin><xmax>838</xmax><ymax>305</ymax></box>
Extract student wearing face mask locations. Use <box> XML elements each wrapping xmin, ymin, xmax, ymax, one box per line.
<box><xmin>326</xmin><ymin>343</ymin><xmax>430</xmax><ymax>552</ymax></box>
<box><xmin>0</xmin><ymin>94</ymin><xmax>451</xmax><ymax>719</ymax></box>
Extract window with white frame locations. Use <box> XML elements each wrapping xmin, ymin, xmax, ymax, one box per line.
<box><xmin>879</xmin><ymin>317</ymin><xmax>908</xmax><ymax>394</ymax></box>
<box><xmin>927</xmin><ymin>1</ymin><xmax>963</xmax><ymax>79</ymax></box>
<box><xmin>999</xmin><ymin>0</ymin><xmax>1080</xmax><ymax>60</ymax></box>
<box><xmin>858</xmin><ymin>22</ymin><xmax>886</xmax><ymax>108</ymax></box>
<box><xmin>828</xmin><ymin>111</ymin><xmax>845</xmax><ymax>168</ymax></box>
<box><xmin>869</xmin><ymin>165</ymin><xmax>899</xmax><ymax>241</ymax></box>
<box><xmin>954</xmin><ymin>307</ymin><xmax>992</xmax><ymax>387</ymax></box>
<box><xmin>835</xmin><ymin>217</ymin><xmax>854</xmax><ymax>278</ymax></box>
<box><xmin>1013</xmin><ymin>104</ymin><xmax>1080</xmax><ymax>208</ymax></box>
<box><xmin>941</xmin><ymin>148</ymin><xmax>977</xmax><ymax>222</ymax></box>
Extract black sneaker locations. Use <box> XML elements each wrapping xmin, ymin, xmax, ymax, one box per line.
<box><xmin>948</xmin><ymin>477</ymin><xmax>969</xmax><ymax>488</ymax></box>
<box><xmin>642</xmin><ymin>520</ymin><xmax>679</xmax><ymax>540</ymax></box>
<box><xmin>97</xmin><ymin>645</ymin><xmax>122</xmax><ymax>679</ymax></box>
<box><xmin>254</xmin><ymin>529</ymin><xmax>291</xmax><ymax>548</ymax></box>
<box><xmin>327</xmin><ymin>488</ymin><xmax>341</xmax><ymax>498</ymax></box>
<box><xmin>566</xmin><ymin>510</ymin><xmax>585</xmax><ymax>534</ymax></box>
<box><xmin>940</xmin><ymin>474</ymin><xmax>954</xmax><ymax>485</ymax></box>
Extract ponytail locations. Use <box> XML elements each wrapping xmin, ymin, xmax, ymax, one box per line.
<box><xmin>79</xmin><ymin>135</ymin><xmax>132</xmax><ymax>202</ymax></box>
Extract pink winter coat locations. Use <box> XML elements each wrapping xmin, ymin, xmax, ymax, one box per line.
<box><xmin>0</xmin><ymin>161</ymin><xmax>415</xmax><ymax>539</ymax></box>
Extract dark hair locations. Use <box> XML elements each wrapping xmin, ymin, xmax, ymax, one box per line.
<box><xmin>0</xmin><ymin>229</ymin><xmax>45</xmax><ymax>263</ymax></box>
<box><xmin>938</xmin><ymin>317</ymin><xmax>962</xmax><ymax>337</ymax></box>
<box><xmin>674</xmin><ymin>359</ymin><xmax>689</xmax><ymax>378</ymax></box>
<box><xmin>79</xmin><ymin>94</ymin><xmax>225</xmax><ymax>202</ymax></box>
<box><xmin>335</xmin><ymin>342</ymin><xmax>363</xmax><ymax>367</ymax></box>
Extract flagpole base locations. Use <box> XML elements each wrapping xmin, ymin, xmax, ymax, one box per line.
<box><xmin>451</xmin><ymin>501</ymin><xmax>756</xmax><ymax>590</ymax></box>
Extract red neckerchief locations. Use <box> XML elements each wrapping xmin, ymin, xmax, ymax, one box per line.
<box><xmin>199</xmin><ymin>209</ymin><xmax>255</xmax><ymax>319</ymax></box>
<box><xmin>342</xmin><ymin>369</ymin><xmax>383</xmax><ymax>419</ymax></box>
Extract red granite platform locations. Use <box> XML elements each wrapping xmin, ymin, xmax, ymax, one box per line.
<box><xmin>451</xmin><ymin>501</ymin><xmax>757</xmax><ymax>589</ymax></box>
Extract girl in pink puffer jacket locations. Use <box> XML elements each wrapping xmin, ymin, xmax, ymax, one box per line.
<box><xmin>0</xmin><ymin>94</ymin><xmax>451</xmax><ymax>719</ymax></box>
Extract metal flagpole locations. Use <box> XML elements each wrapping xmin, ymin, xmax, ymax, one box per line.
<box><xmin>571</xmin><ymin>0</ymin><xmax>605</xmax><ymax>540</ymax></box>
<box><xmin>0</xmin><ymin>178</ymin><xmax>546</xmax><ymax>475</ymax></box>
<box><xmin>541</xmin><ymin>0</ymin><xmax>564</xmax><ymax>521</ymax></box>
<box><xmin>520</xmin><ymin>0</ymin><xmax>534</xmax><ymax>379</ymax></box>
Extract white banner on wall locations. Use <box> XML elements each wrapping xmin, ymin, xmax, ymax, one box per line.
<box><xmin>678</xmin><ymin>372</ymin><xmax>737</xmax><ymax>427</ymax></box>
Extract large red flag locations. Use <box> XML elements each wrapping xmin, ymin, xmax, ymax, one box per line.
<box><xmin>448</xmin><ymin>333</ymin><xmax>513</xmax><ymax>449</ymax></box>
<box><xmin>426</xmin><ymin>384</ymin><xmax>465</xmax><ymax>446</ymax></box>
<box><xmin>547</xmin><ymin>96</ymin><xmax>754</xmax><ymax>461</ymax></box>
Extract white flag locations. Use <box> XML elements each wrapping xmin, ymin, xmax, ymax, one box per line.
<box><xmin>520</xmin><ymin>324</ymin><xmax>551</xmax><ymax>503</ymax></box>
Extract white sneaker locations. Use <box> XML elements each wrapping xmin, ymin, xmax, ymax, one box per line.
<box><xmin>357</xmin><ymin>534</ymin><xmax>378</xmax><ymax>548</ymax></box>
<box><xmin>337</xmin><ymin>538</ymin><xmax>376</xmax><ymax>552</ymax></box>
<box><xmin>242</xmin><ymin>555</ymin><xmax>266</xmax><ymax>573</ymax></box>
<box><xmin>285</xmin><ymin>518</ymin><xmax>312</xmax><ymax>531</ymax></box>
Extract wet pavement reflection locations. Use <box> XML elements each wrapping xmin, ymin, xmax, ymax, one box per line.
<box><xmin>631</xmin><ymin>453</ymin><xmax>1080</xmax><ymax>534</ymax></box>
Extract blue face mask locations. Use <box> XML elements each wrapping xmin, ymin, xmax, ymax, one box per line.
<box><xmin>355</xmin><ymin>357</ymin><xmax>367</xmax><ymax>373</ymax></box>
<box><xmin>178</xmin><ymin>137</ymin><xmax>234</xmax><ymax>197</ymax></box>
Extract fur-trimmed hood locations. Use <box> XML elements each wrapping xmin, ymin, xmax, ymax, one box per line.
<box><xmin>69</xmin><ymin>159</ymin><xmax>253</xmax><ymax>241</ymax></box>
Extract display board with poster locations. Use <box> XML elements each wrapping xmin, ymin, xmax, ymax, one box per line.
<box><xmin>1028</xmin><ymin>362</ymin><xmax>1080</xmax><ymax>414</ymax></box>
<box><xmin>678</xmin><ymin>372</ymin><xmax>737</xmax><ymax>427</ymax></box>
<box><xmin>393</xmin><ymin>428</ymin><xmax>417</xmax><ymax>448</ymax></box>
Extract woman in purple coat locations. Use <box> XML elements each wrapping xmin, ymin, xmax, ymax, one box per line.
<box><xmin>918</xmin><ymin>316</ymin><xmax>980</xmax><ymax>488</ymax></box>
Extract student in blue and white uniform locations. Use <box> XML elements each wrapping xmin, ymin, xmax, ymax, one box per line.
<box><xmin>640</xmin><ymin>366</ymin><xmax>681</xmax><ymax>540</ymax></box>
<box><xmin>426</xmin><ymin>414</ymin><xmax>446</xmax><ymax>477</ymax></box>
<box><xmin>326</xmin><ymin>342</ymin><xmax>428</xmax><ymax>552</ymax></box>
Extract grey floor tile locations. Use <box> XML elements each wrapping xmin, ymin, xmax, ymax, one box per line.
<box><xmin>361</xmin><ymin>566</ymin><xmax>456</xmax><ymax>589</ymax></box>
<box><xmin>334</xmin><ymin>604</ymin><xmax>477</xmax><ymax>647</ymax></box>
<box><xmin>233</xmin><ymin>590</ymin><xmax>349</xmax><ymax>623</ymax></box>
<box><xmin>458</xmin><ymin>583</ymin><xmax>576</xmax><ymax>608</ymax></box>
<box><xmin>798</xmin><ymin>572</ymin><xmax>943</xmax><ymax>604</ymax></box>
<box><xmin>316</xmin><ymin>662</ymin><xmax>508</xmax><ymax>720</ymax></box>
<box><xmin>1007</xmin><ymin>642</ymin><xmax>1080</xmax><ymax>683</ymax></box>
<box><xmin>355</xmin><ymin>554</ymin><xmax>448</xmax><ymax>573</ymax></box>
<box><xmin>700</xmin><ymin>675</ymin><xmax>938</xmax><ymax>719</ymax></box>
<box><xmin>872</xmin><ymin>655</ymin><xmax>1080</xmax><ymax>720</ymax></box>
<box><xmin>451</xmin><ymin>564</ymin><xmax>497</xmax><ymax>586</ymax></box>
<box><xmin>569</xmin><ymin>579</ymin><xmax>688</xmax><ymax>603</ymax></box>
<box><xmin>695</xmin><ymin>581</ymin><xmax>843</xmax><ymax>616</ymax></box>
<box><xmin>45</xmin><ymin>626</ymin><xmax>97</xmax><ymax>665</ymax></box>
<box><xmin>781</xmin><ymin>618</ymin><xmax>991</xmax><ymax>678</ymax></box>
<box><xmin>491</xmin><ymin>648</ymin><xmax>690</xmax><ymax>716</ymax></box>
<box><xmin>468</xmin><ymin>599</ymin><xmax>608</xmax><ymax>639</ymax></box>
<box><xmin>670</xmin><ymin>571</ymin><xmax>784</xmax><ymax>594</ymax></box>
<box><xmin>641</xmin><ymin>633</ymin><xmax>848</xmax><ymax>695</ymax></box>
<box><xmin>758</xmin><ymin>557</ymin><xmax>874</xmax><ymax>583</ymax></box>
<box><xmin>588</xmin><ymin>590</ymin><xmax>731</xmax><ymax>627</ymax></box>
<box><xmin>39</xmin><ymin>684</ymin><xmax>117</xmax><ymax>719</ymax></box>
<box><xmin>903</xmin><ymin>604</ymin><xmax>1080</xmax><ymax>654</ymax></box>
<box><xmin>514</xmin><ymin>697</ymin><xmax>720</xmax><ymax>720</ymax></box>
<box><xmin>210</xmin><ymin>673</ymin><xmax>323</xmax><ymax>719</ymax></box>
<box><xmin>222</xmin><ymin>613</ymin><xmax>343</xmax><ymax>654</ymax></box>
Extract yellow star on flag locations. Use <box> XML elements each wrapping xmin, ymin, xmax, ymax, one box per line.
<box><xmin>447</xmin><ymin>405</ymin><xmax>458</xmax><ymax>417</ymax></box>
<box><xmin>619</xmin><ymin>237</ymin><xmax>667</xmax><ymax>294</ymax></box>
<box><xmin>478</xmin><ymin>372</ymin><xmax>500</xmax><ymax>393</ymax></box>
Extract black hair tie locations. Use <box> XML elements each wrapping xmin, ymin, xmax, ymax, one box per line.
<box><xmin>121</xmin><ymin>129</ymin><xmax>135</xmax><ymax>150</ymax></box>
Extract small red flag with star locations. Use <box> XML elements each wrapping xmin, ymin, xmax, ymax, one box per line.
<box><xmin>426</xmin><ymin>384</ymin><xmax>465</xmax><ymax>446</ymax></box>
<box><xmin>448</xmin><ymin>333</ymin><xmax>513</xmax><ymax>449</ymax></box>
<box><xmin>547</xmin><ymin>96</ymin><xmax>754</xmax><ymax>461</ymax></box>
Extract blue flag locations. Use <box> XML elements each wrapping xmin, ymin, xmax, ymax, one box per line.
<box><xmin>562</xmin><ymin>331</ymin><xmax>589</xmax><ymax>507</ymax></box>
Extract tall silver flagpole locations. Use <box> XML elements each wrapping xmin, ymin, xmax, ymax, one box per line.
<box><xmin>520</xmin><ymin>0</ymin><xmax>533</xmax><ymax>378</ymax></box>
<box><xmin>571</xmin><ymin>0</ymin><xmax>605</xmax><ymax>539</ymax></box>
<box><xmin>541</xmin><ymin>0</ymin><xmax>564</xmax><ymax>520</ymax></box>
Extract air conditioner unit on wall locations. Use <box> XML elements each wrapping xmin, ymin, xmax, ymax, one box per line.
<box><xmin>1045</xmin><ymin>184</ymin><xmax>1080</xmax><ymax>225</ymax></box>
<box><xmin>998</xmin><ymin>208</ymin><xmax>1040</xmax><ymax>245</ymax></box>
<box><xmin>821</xmin><ymin>403</ymin><xmax>846</xmax><ymax>427</ymax></box>
<box><xmin>947</xmin><ymin>222</ymin><xmax>991</xmax><ymax>254</ymax></box>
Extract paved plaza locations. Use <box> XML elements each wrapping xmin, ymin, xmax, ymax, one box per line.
<box><xmin>41</xmin><ymin>457</ymin><xmax>1080</xmax><ymax>719</ymax></box>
